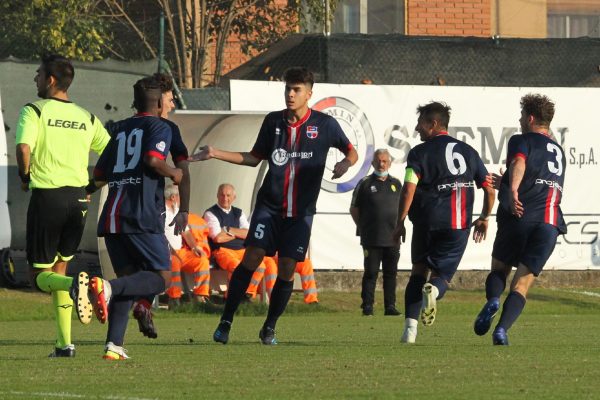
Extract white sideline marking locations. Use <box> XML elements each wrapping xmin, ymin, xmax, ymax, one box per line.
<box><xmin>554</xmin><ymin>289</ymin><xmax>600</xmax><ymax>298</ymax></box>
<box><xmin>1</xmin><ymin>392</ymin><xmax>158</xmax><ymax>400</ymax></box>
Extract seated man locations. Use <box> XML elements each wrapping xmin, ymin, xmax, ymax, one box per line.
<box><xmin>164</xmin><ymin>185</ymin><xmax>211</xmax><ymax>308</ymax></box>
<box><xmin>204</xmin><ymin>183</ymin><xmax>270</xmax><ymax>299</ymax></box>
<box><xmin>257</xmin><ymin>255</ymin><xmax>318</xmax><ymax>304</ymax></box>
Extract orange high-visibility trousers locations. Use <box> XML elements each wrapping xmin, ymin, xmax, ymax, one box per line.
<box><xmin>266</xmin><ymin>257</ymin><xmax>319</xmax><ymax>304</ymax></box>
<box><xmin>246</xmin><ymin>256</ymin><xmax>277</xmax><ymax>298</ymax></box>
<box><xmin>212</xmin><ymin>247</ymin><xmax>270</xmax><ymax>297</ymax></box>
<box><xmin>165</xmin><ymin>247</ymin><xmax>210</xmax><ymax>299</ymax></box>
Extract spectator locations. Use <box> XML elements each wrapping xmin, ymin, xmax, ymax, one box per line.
<box><xmin>164</xmin><ymin>185</ymin><xmax>211</xmax><ymax>309</ymax></box>
<box><xmin>350</xmin><ymin>149</ymin><xmax>402</xmax><ymax>316</ymax></box>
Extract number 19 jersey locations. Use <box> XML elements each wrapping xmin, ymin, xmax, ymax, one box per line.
<box><xmin>95</xmin><ymin>115</ymin><xmax>172</xmax><ymax>235</ymax></box>
<box><xmin>407</xmin><ymin>133</ymin><xmax>489</xmax><ymax>230</ymax></box>
<box><xmin>498</xmin><ymin>132</ymin><xmax>567</xmax><ymax>233</ymax></box>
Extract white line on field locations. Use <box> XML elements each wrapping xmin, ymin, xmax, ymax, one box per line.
<box><xmin>553</xmin><ymin>289</ymin><xmax>600</xmax><ymax>298</ymax></box>
<box><xmin>0</xmin><ymin>392</ymin><xmax>159</xmax><ymax>400</ymax></box>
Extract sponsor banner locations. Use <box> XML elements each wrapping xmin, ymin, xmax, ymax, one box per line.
<box><xmin>0</xmin><ymin>91</ymin><xmax>11</xmax><ymax>248</ymax></box>
<box><xmin>231</xmin><ymin>80</ymin><xmax>600</xmax><ymax>270</ymax></box>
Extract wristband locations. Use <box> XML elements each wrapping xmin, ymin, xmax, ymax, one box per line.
<box><xmin>479</xmin><ymin>214</ymin><xmax>490</xmax><ymax>221</ymax></box>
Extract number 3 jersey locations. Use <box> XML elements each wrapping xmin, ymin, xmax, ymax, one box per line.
<box><xmin>407</xmin><ymin>133</ymin><xmax>489</xmax><ymax>230</ymax></box>
<box><xmin>498</xmin><ymin>132</ymin><xmax>567</xmax><ymax>233</ymax></box>
<box><xmin>95</xmin><ymin>114</ymin><xmax>172</xmax><ymax>235</ymax></box>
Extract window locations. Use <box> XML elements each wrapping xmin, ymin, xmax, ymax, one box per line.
<box><xmin>331</xmin><ymin>0</ymin><xmax>405</xmax><ymax>34</ymax></box>
<box><xmin>548</xmin><ymin>13</ymin><xmax>600</xmax><ymax>38</ymax></box>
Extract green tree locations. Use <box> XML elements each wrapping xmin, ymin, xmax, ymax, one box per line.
<box><xmin>0</xmin><ymin>0</ymin><xmax>110</xmax><ymax>61</ymax></box>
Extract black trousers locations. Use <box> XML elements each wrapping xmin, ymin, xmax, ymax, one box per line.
<box><xmin>361</xmin><ymin>246</ymin><xmax>400</xmax><ymax>309</ymax></box>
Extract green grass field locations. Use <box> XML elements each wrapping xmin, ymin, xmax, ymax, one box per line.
<box><xmin>1</xmin><ymin>287</ymin><xmax>600</xmax><ymax>400</ymax></box>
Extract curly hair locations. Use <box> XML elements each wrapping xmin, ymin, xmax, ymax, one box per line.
<box><xmin>152</xmin><ymin>72</ymin><xmax>174</xmax><ymax>93</ymax></box>
<box><xmin>520</xmin><ymin>94</ymin><xmax>555</xmax><ymax>127</ymax></box>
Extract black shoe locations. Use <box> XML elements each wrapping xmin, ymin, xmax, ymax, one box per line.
<box><xmin>213</xmin><ymin>320</ymin><xmax>231</xmax><ymax>344</ymax></box>
<box><xmin>259</xmin><ymin>326</ymin><xmax>277</xmax><ymax>345</ymax></box>
<box><xmin>48</xmin><ymin>345</ymin><xmax>75</xmax><ymax>358</ymax></box>
<box><xmin>362</xmin><ymin>306</ymin><xmax>374</xmax><ymax>316</ymax></box>
<box><xmin>133</xmin><ymin>301</ymin><xmax>157</xmax><ymax>339</ymax></box>
<box><xmin>384</xmin><ymin>307</ymin><xmax>401</xmax><ymax>316</ymax></box>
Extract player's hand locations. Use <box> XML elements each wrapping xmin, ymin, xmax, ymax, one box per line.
<box><xmin>169</xmin><ymin>211</ymin><xmax>188</xmax><ymax>236</ymax></box>
<box><xmin>472</xmin><ymin>218</ymin><xmax>488</xmax><ymax>243</ymax></box>
<box><xmin>171</xmin><ymin>168</ymin><xmax>184</xmax><ymax>185</ymax></box>
<box><xmin>20</xmin><ymin>182</ymin><xmax>29</xmax><ymax>192</ymax></box>
<box><xmin>509</xmin><ymin>190</ymin><xmax>524</xmax><ymax>217</ymax></box>
<box><xmin>331</xmin><ymin>158</ymin><xmax>351</xmax><ymax>179</ymax></box>
<box><xmin>489</xmin><ymin>167</ymin><xmax>505</xmax><ymax>190</ymax></box>
<box><xmin>393</xmin><ymin>222</ymin><xmax>406</xmax><ymax>244</ymax></box>
<box><xmin>188</xmin><ymin>145</ymin><xmax>213</xmax><ymax>162</ymax></box>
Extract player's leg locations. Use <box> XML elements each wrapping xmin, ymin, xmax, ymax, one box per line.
<box><xmin>258</xmin><ymin>214</ymin><xmax>312</xmax><ymax>345</ymax></box>
<box><xmin>296</xmin><ymin>258</ymin><xmax>318</xmax><ymax>304</ymax></box>
<box><xmin>29</xmin><ymin>188</ymin><xmax>92</xmax><ymax>357</ymax></box>
<box><xmin>381</xmin><ymin>246</ymin><xmax>400</xmax><ymax>315</ymax></box>
<box><xmin>402</xmin><ymin>227</ymin><xmax>429</xmax><ymax>343</ymax></box>
<box><xmin>361</xmin><ymin>246</ymin><xmax>382</xmax><ymax>315</ymax></box>
<box><xmin>475</xmin><ymin>213</ymin><xmax>526</xmax><ymax>336</ymax></box>
<box><xmin>492</xmin><ymin>223</ymin><xmax>559</xmax><ymax>345</ymax></box>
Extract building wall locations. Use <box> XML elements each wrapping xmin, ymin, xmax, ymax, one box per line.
<box><xmin>491</xmin><ymin>0</ymin><xmax>547</xmax><ymax>38</ymax></box>
<box><xmin>406</xmin><ymin>0</ymin><xmax>492</xmax><ymax>37</ymax></box>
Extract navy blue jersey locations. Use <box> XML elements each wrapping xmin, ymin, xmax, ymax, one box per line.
<box><xmin>250</xmin><ymin>109</ymin><xmax>353</xmax><ymax>217</ymax></box>
<box><xmin>95</xmin><ymin>115</ymin><xmax>172</xmax><ymax>235</ymax></box>
<box><xmin>498</xmin><ymin>132</ymin><xmax>567</xmax><ymax>233</ymax></box>
<box><xmin>407</xmin><ymin>133</ymin><xmax>489</xmax><ymax>230</ymax></box>
<box><xmin>107</xmin><ymin>118</ymin><xmax>187</xmax><ymax>164</ymax></box>
<box><xmin>161</xmin><ymin>118</ymin><xmax>188</xmax><ymax>164</ymax></box>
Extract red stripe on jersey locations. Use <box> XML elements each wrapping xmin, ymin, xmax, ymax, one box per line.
<box><xmin>146</xmin><ymin>151</ymin><xmax>166</xmax><ymax>160</ymax></box>
<box><xmin>544</xmin><ymin>187</ymin><xmax>559</xmax><ymax>226</ymax></box>
<box><xmin>461</xmin><ymin>187</ymin><xmax>467</xmax><ymax>228</ymax></box>
<box><xmin>282</xmin><ymin>126</ymin><xmax>293</xmax><ymax>216</ymax></box>
<box><xmin>292</xmin><ymin>162</ymin><xmax>300</xmax><ymax>217</ymax></box>
<box><xmin>104</xmin><ymin>192</ymin><xmax>117</xmax><ymax>233</ymax></box>
<box><xmin>285</xmin><ymin>109</ymin><xmax>312</xmax><ymax>128</ymax></box>
<box><xmin>451</xmin><ymin>187</ymin><xmax>457</xmax><ymax>229</ymax></box>
<box><xmin>113</xmin><ymin>190</ymin><xmax>126</xmax><ymax>233</ymax></box>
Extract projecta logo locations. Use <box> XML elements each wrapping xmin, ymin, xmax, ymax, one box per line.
<box><xmin>271</xmin><ymin>149</ymin><xmax>289</xmax><ymax>166</ymax></box>
<box><xmin>312</xmin><ymin>97</ymin><xmax>375</xmax><ymax>193</ymax></box>
<box><xmin>306</xmin><ymin>125</ymin><xmax>319</xmax><ymax>139</ymax></box>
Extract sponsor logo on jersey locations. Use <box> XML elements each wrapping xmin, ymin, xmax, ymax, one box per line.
<box><xmin>307</xmin><ymin>125</ymin><xmax>319</xmax><ymax>139</ymax></box>
<box><xmin>535</xmin><ymin>178</ymin><xmax>563</xmax><ymax>192</ymax></box>
<box><xmin>156</xmin><ymin>141</ymin><xmax>166</xmax><ymax>152</ymax></box>
<box><xmin>271</xmin><ymin>149</ymin><xmax>313</xmax><ymax>166</ymax></box>
<box><xmin>437</xmin><ymin>181</ymin><xmax>476</xmax><ymax>191</ymax></box>
<box><xmin>47</xmin><ymin>119</ymin><xmax>87</xmax><ymax>130</ymax></box>
<box><xmin>108</xmin><ymin>177</ymin><xmax>142</xmax><ymax>187</ymax></box>
<box><xmin>370</xmin><ymin>185</ymin><xmax>377</xmax><ymax>193</ymax></box>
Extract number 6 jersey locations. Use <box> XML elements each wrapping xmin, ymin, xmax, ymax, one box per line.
<box><xmin>406</xmin><ymin>132</ymin><xmax>489</xmax><ymax>230</ymax></box>
<box><xmin>95</xmin><ymin>114</ymin><xmax>172</xmax><ymax>235</ymax></box>
<box><xmin>498</xmin><ymin>131</ymin><xmax>567</xmax><ymax>233</ymax></box>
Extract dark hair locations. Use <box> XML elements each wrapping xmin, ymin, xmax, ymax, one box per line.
<box><xmin>133</xmin><ymin>77</ymin><xmax>163</xmax><ymax>112</ymax></box>
<box><xmin>41</xmin><ymin>54</ymin><xmax>74</xmax><ymax>91</ymax></box>
<box><xmin>520</xmin><ymin>94</ymin><xmax>555</xmax><ymax>127</ymax></box>
<box><xmin>283</xmin><ymin>67</ymin><xmax>314</xmax><ymax>88</ymax></box>
<box><xmin>416</xmin><ymin>101</ymin><xmax>451</xmax><ymax>129</ymax></box>
<box><xmin>152</xmin><ymin>72</ymin><xmax>174</xmax><ymax>93</ymax></box>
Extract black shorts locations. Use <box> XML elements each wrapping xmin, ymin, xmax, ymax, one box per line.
<box><xmin>492</xmin><ymin>210</ymin><xmax>559</xmax><ymax>276</ymax></box>
<box><xmin>104</xmin><ymin>233</ymin><xmax>170</xmax><ymax>274</ymax></box>
<box><xmin>245</xmin><ymin>206</ymin><xmax>314</xmax><ymax>261</ymax></box>
<box><xmin>26</xmin><ymin>187</ymin><xmax>88</xmax><ymax>268</ymax></box>
<box><xmin>411</xmin><ymin>227</ymin><xmax>470</xmax><ymax>282</ymax></box>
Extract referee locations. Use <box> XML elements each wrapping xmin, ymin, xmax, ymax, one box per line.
<box><xmin>15</xmin><ymin>54</ymin><xmax>110</xmax><ymax>357</ymax></box>
<box><xmin>350</xmin><ymin>149</ymin><xmax>402</xmax><ymax>316</ymax></box>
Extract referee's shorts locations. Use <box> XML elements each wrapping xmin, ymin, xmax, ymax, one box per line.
<box><xmin>26</xmin><ymin>186</ymin><xmax>88</xmax><ymax>268</ymax></box>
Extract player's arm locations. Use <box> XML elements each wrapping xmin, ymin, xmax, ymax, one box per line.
<box><xmin>473</xmin><ymin>185</ymin><xmax>496</xmax><ymax>243</ymax></box>
<box><xmin>15</xmin><ymin>144</ymin><xmax>31</xmax><ymax>191</ymax></box>
<box><xmin>144</xmin><ymin>155</ymin><xmax>183</xmax><ymax>184</ymax></box>
<box><xmin>189</xmin><ymin>146</ymin><xmax>261</xmax><ymax>167</ymax></box>
<box><xmin>349</xmin><ymin>180</ymin><xmax>363</xmax><ymax>228</ymax></box>
<box><xmin>332</xmin><ymin>147</ymin><xmax>358</xmax><ymax>179</ymax></box>
<box><xmin>508</xmin><ymin>157</ymin><xmax>526</xmax><ymax>217</ymax></box>
<box><xmin>393</xmin><ymin>167</ymin><xmax>419</xmax><ymax>243</ymax></box>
